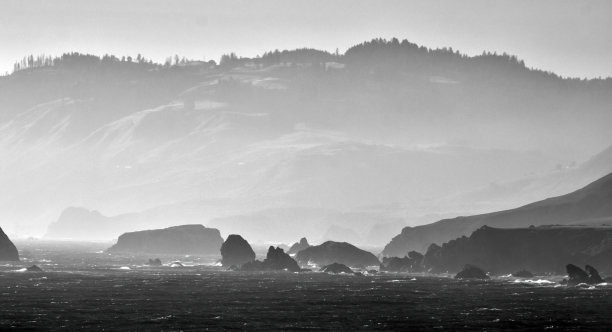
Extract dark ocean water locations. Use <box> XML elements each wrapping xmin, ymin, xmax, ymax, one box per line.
<box><xmin>1</xmin><ymin>241</ymin><xmax>612</xmax><ymax>331</ymax></box>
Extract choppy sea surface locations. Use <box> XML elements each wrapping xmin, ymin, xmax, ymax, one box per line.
<box><xmin>1</xmin><ymin>241</ymin><xmax>612</xmax><ymax>331</ymax></box>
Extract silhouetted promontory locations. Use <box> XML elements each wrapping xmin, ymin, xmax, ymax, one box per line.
<box><xmin>422</xmin><ymin>225</ymin><xmax>612</xmax><ymax>275</ymax></box>
<box><xmin>295</xmin><ymin>241</ymin><xmax>379</xmax><ymax>268</ymax></box>
<box><xmin>220</xmin><ymin>235</ymin><xmax>256</xmax><ymax>267</ymax></box>
<box><xmin>0</xmin><ymin>226</ymin><xmax>19</xmax><ymax>261</ymax></box>
<box><xmin>107</xmin><ymin>225</ymin><xmax>223</xmax><ymax>255</ymax></box>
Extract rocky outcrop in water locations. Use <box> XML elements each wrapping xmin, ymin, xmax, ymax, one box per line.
<box><xmin>512</xmin><ymin>270</ymin><xmax>534</xmax><ymax>278</ymax></box>
<box><xmin>220</xmin><ymin>235</ymin><xmax>256</xmax><ymax>267</ymax></box>
<box><xmin>0</xmin><ymin>227</ymin><xmax>19</xmax><ymax>261</ymax></box>
<box><xmin>287</xmin><ymin>237</ymin><xmax>310</xmax><ymax>255</ymax></box>
<box><xmin>26</xmin><ymin>265</ymin><xmax>43</xmax><ymax>272</ymax></box>
<box><xmin>420</xmin><ymin>225</ymin><xmax>612</xmax><ymax>275</ymax></box>
<box><xmin>107</xmin><ymin>225</ymin><xmax>223</xmax><ymax>255</ymax></box>
<box><xmin>147</xmin><ymin>258</ymin><xmax>162</xmax><ymax>266</ymax></box>
<box><xmin>454</xmin><ymin>264</ymin><xmax>489</xmax><ymax>279</ymax></box>
<box><xmin>566</xmin><ymin>264</ymin><xmax>604</xmax><ymax>285</ymax></box>
<box><xmin>321</xmin><ymin>263</ymin><xmax>353</xmax><ymax>274</ymax></box>
<box><xmin>241</xmin><ymin>246</ymin><xmax>301</xmax><ymax>272</ymax></box>
<box><xmin>295</xmin><ymin>241</ymin><xmax>379</xmax><ymax>268</ymax></box>
<box><xmin>585</xmin><ymin>265</ymin><xmax>604</xmax><ymax>284</ymax></box>
<box><xmin>380</xmin><ymin>251</ymin><xmax>424</xmax><ymax>272</ymax></box>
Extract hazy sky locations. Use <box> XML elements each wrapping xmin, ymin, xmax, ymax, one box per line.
<box><xmin>1</xmin><ymin>0</ymin><xmax>611</xmax><ymax>78</ymax></box>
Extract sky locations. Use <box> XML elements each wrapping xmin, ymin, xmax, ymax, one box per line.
<box><xmin>0</xmin><ymin>0</ymin><xmax>611</xmax><ymax>78</ymax></box>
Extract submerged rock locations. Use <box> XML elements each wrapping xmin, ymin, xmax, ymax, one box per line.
<box><xmin>454</xmin><ymin>264</ymin><xmax>489</xmax><ymax>280</ymax></box>
<box><xmin>0</xmin><ymin>226</ymin><xmax>19</xmax><ymax>261</ymax></box>
<box><xmin>295</xmin><ymin>241</ymin><xmax>379</xmax><ymax>268</ymax></box>
<box><xmin>320</xmin><ymin>263</ymin><xmax>353</xmax><ymax>274</ymax></box>
<box><xmin>147</xmin><ymin>258</ymin><xmax>162</xmax><ymax>266</ymax></box>
<box><xmin>512</xmin><ymin>270</ymin><xmax>534</xmax><ymax>278</ymax></box>
<box><xmin>287</xmin><ymin>237</ymin><xmax>310</xmax><ymax>255</ymax></box>
<box><xmin>107</xmin><ymin>224</ymin><xmax>223</xmax><ymax>255</ymax></box>
<box><xmin>220</xmin><ymin>235</ymin><xmax>256</xmax><ymax>267</ymax></box>
<box><xmin>26</xmin><ymin>265</ymin><xmax>43</xmax><ymax>272</ymax></box>
<box><xmin>567</xmin><ymin>264</ymin><xmax>604</xmax><ymax>285</ymax></box>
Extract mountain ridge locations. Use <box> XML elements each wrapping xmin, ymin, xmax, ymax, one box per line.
<box><xmin>383</xmin><ymin>172</ymin><xmax>612</xmax><ymax>256</ymax></box>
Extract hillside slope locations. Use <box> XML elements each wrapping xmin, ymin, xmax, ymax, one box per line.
<box><xmin>2</xmin><ymin>39</ymin><xmax>611</xmax><ymax>240</ymax></box>
<box><xmin>383</xmin><ymin>172</ymin><xmax>612</xmax><ymax>256</ymax></box>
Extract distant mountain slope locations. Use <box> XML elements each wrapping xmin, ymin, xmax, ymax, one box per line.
<box><xmin>1</xmin><ymin>38</ymin><xmax>611</xmax><ymax>238</ymax></box>
<box><xmin>44</xmin><ymin>207</ymin><xmax>174</xmax><ymax>241</ymax></box>
<box><xmin>383</xmin><ymin>172</ymin><xmax>612</xmax><ymax>256</ymax></box>
<box><xmin>440</xmin><ymin>144</ymin><xmax>612</xmax><ymax>214</ymax></box>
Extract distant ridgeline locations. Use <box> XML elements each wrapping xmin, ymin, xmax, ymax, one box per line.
<box><xmin>10</xmin><ymin>38</ymin><xmax>610</xmax><ymax>84</ymax></box>
<box><xmin>384</xmin><ymin>172</ymin><xmax>612</xmax><ymax>256</ymax></box>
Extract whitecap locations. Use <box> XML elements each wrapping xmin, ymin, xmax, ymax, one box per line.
<box><xmin>513</xmin><ymin>279</ymin><xmax>555</xmax><ymax>285</ymax></box>
<box><xmin>118</xmin><ymin>266</ymin><xmax>131</xmax><ymax>270</ymax></box>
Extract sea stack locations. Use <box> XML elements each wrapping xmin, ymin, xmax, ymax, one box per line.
<box><xmin>107</xmin><ymin>225</ymin><xmax>223</xmax><ymax>255</ymax></box>
<box><xmin>0</xmin><ymin>226</ymin><xmax>19</xmax><ymax>261</ymax></box>
<box><xmin>566</xmin><ymin>264</ymin><xmax>604</xmax><ymax>285</ymax></box>
<box><xmin>220</xmin><ymin>235</ymin><xmax>256</xmax><ymax>267</ymax></box>
<box><xmin>241</xmin><ymin>246</ymin><xmax>301</xmax><ymax>272</ymax></box>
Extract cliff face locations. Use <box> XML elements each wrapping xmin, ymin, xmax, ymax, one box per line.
<box><xmin>422</xmin><ymin>226</ymin><xmax>612</xmax><ymax>275</ymax></box>
<box><xmin>295</xmin><ymin>241</ymin><xmax>380</xmax><ymax>268</ymax></box>
<box><xmin>0</xmin><ymin>226</ymin><xmax>19</xmax><ymax>261</ymax></box>
<box><xmin>384</xmin><ymin>172</ymin><xmax>612</xmax><ymax>256</ymax></box>
<box><xmin>107</xmin><ymin>225</ymin><xmax>223</xmax><ymax>255</ymax></box>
